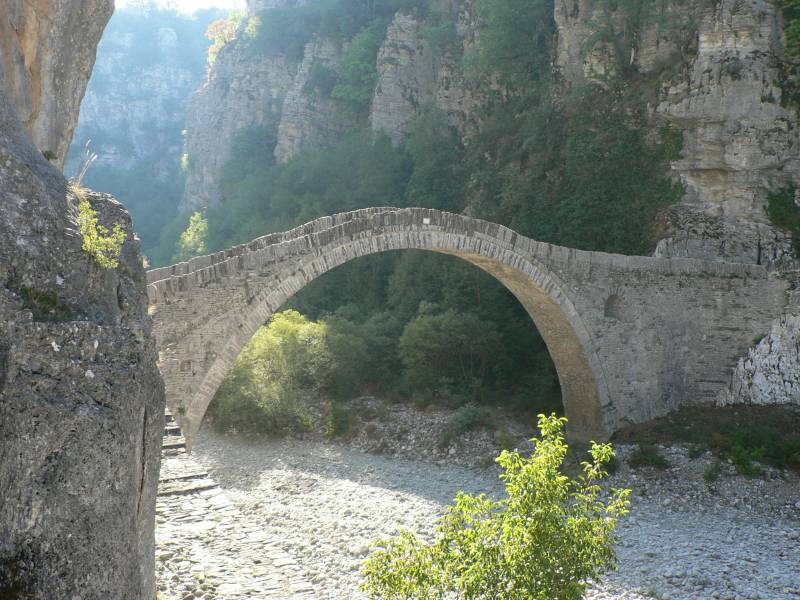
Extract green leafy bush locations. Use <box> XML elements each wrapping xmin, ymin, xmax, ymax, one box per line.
<box><xmin>777</xmin><ymin>0</ymin><xmax>800</xmax><ymax>107</ymax></box>
<box><xmin>208</xmin><ymin>310</ymin><xmax>333</xmax><ymax>435</ymax></box>
<box><xmin>362</xmin><ymin>414</ymin><xmax>631</xmax><ymax>599</ymax></box>
<box><xmin>175</xmin><ymin>211</ymin><xmax>208</xmax><ymax>262</ymax></box>
<box><xmin>75</xmin><ymin>192</ymin><xmax>127</xmax><ymax>269</ymax></box>
<box><xmin>703</xmin><ymin>460</ymin><xmax>722</xmax><ymax>484</ymax></box>
<box><xmin>399</xmin><ymin>310</ymin><xmax>503</xmax><ymax>401</ymax></box>
<box><xmin>19</xmin><ymin>287</ymin><xmax>74</xmax><ymax>322</ymax></box>
<box><xmin>332</xmin><ymin>22</ymin><xmax>386</xmax><ymax>116</ymax></box>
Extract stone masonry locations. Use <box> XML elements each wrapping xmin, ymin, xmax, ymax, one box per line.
<box><xmin>147</xmin><ymin>208</ymin><xmax>794</xmax><ymax>449</ymax></box>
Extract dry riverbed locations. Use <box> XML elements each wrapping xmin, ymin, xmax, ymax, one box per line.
<box><xmin>160</xmin><ymin>426</ymin><xmax>800</xmax><ymax>600</ymax></box>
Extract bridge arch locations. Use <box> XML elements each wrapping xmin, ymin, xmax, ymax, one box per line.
<box><xmin>148</xmin><ymin>208</ymin><xmax>614</xmax><ymax>448</ymax></box>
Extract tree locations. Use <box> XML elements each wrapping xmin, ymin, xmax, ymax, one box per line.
<box><xmin>175</xmin><ymin>211</ymin><xmax>208</xmax><ymax>261</ymax></box>
<box><xmin>362</xmin><ymin>414</ymin><xmax>631</xmax><ymax>599</ymax></box>
<box><xmin>206</xmin><ymin>12</ymin><xmax>242</xmax><ymax>64</ymax></box>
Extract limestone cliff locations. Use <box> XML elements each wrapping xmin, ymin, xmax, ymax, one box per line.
<box><xmin>183</xmin><ymin>17</ymin><xmax>297</xmax><ymax>210</ymax></box>
<box><xmin>370</xmin><ymin>4</ymin><xmax>478</xmax><ymax>144</ymax></box>
<box><xmin>0</xmin><ymin>0</ymin><xmax>112</xmax><ymax>169</ymax></box>
<box><xmin>556</xmin><ymin>0</ymin><xmax>800</xmax><ymax>264</ymax></box>
<box><xmin>273</xmin><ymin>38</ymin><xmax>357</xmax><ymax>162</ymax></box>
<box><xmin>66</xmin><ymin>7</ymin><xmax>220</xmax><ymax>175</ymax></box>
<box><xmin>0</xmin><ymin>2</ymin><xmax>164</xmax><ymax>598</ymax></box>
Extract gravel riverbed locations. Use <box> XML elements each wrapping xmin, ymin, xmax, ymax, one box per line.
<box><xmin>189</xmin><ymin>427</ymin><xmax>800</xmax><ymax>600</ymax></box>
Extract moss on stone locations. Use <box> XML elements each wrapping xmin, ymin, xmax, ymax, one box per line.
<box><xmin>19</xmin><ymin>287</ymin><xmax>74</xmax><ymax>322</ymax></box>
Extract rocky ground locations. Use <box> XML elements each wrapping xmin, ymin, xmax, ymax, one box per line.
<box><xmin>154</xmin><ymin>408</ymin><xmax>800</xmax><ymax>600</ymax></box>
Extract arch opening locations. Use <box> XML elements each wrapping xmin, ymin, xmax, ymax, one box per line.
<box><xmin>204</xmin><ymin>250</ymin><xmax>565</xmax><ymax>440</ymax></box>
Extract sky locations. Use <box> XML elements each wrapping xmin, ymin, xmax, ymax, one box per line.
<box><xmin>116</xmin><ymin>0</ymin><xmax>245</xmax><ymax>13</ymax></box>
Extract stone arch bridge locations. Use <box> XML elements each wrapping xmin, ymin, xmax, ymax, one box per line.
<box><xmin>147</xmin><ymin>208</ymin><xmax>789</xmax><ymax>449</ymax></box>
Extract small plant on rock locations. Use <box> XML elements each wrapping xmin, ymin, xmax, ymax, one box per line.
<box><xmin>362</xmin><ymin>414</ymin><xmax>631</xmax><ymax>599</ymax></box>
<box><xmin>71</xmin><ymin>144</ymin><xmax>126</xmax><ymax>269</ymax></box>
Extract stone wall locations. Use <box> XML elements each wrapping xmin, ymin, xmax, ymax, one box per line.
<box><xmin>147</xmin><ymin>208</ymin><xmax>789</xmax><ymax>449</ymax></box>
<box><xmin>0</xmin><ymin>2</ymin><xmax>165</xmax><ymax>597</ymax></box>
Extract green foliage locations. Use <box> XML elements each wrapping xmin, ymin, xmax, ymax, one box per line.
<box><xmin>331</xmin><ymin>22</ymin><xmax>386</xmax><ymax>116</ymax></box>
<box><xmin>75</xmin><ymin>192</ymin><xmax>127</xmax><ymax>269</ymax></box>
<box><xmin>628</xmin><ymin>443</ymin><xmax>670</xmax><ymax>470</ymax></box>
<box><xmin>438</xmin><ymin>402</ymin><xmax>494</xmax><ymax>448</ymax></box>
<box><xmin>420</xmin><ymin>5</ymin><xmax>458</xmax><ymax>55</ymax></box>
<box><xmin>703</xmin><ymin>460</ymin><xmax>722</xmax><ymax>484</ymax></box>
<box><xmin>362</xmin><ymin>415</ymin><xmax>631</xmax><ymax>599</ymax></box>
<box><xmin>19</xmin><ymin>287</ymin><xmax>74</xmax><ymax>323</ymax></box>
<box><xmin>246</xmin><ymin>0</ymin><xmax>428</xmax><ymax>61</ymax></box>
<box><xmin>307</xmin><ymin>62</ymin><xmax>340</xmax><ymax>97</ymax></box>
<box><xmin>777</xmin><ymin>0</ymin><xmax>800</xmax><ymax>107</ymax></box>
<box><xmin>471</xmin><ymin>0</ymin><xmax>555</xmax><ymax>87</ymax></box>
<box><xmin>766</xmin><ymin>184</ymin><xmax>800</xmax><ymax>256</ymax></box>
<box><xmin>405</xmin><ymin>108</ymin><xmax>467</xmax><ymax>213</ymax></box>
<box><xmin>206</xmin><ymin>12</ymin><xmax>243</xmax><ymax>64</ymax></box>
<box><xmin>175</xmin><ymin>211</ymin><xmax>208</xmax><ymax>262</ymax></box>
<box><xmin>614</xmin><ymin>406</ymin><xmax>800</xmax><ymax>472</ymax></box>
<box><xmin>326</xmin><ymin>400</ymin><xmax>355</xmax><ymax>438</ymax></box>
<box><xmin>399</xmin><ymin>309</ymin><xmax>503</xmax><ymax>400</ymax></box>
<box><xmin>208</xmin><ymin>310</ymin><xmax>332</xmax><ymax>435</ymax></box>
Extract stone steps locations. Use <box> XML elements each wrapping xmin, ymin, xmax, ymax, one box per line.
<box><xmin>158</xmin><ymin>476</ymin><xmax>219</xmax><ymax>497</ymax></box>
<box><xmin>162</xmin><ymin>435</ymin><xmax>186</xmax><ymax>449</ymax></box>
<box><xmin>155</xmin><ymin>410</ymin><xmax>315</xmax><ymax>598</ymax></box>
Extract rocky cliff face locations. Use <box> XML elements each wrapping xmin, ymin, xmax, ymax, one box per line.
<box><xmin>556</xmin><ymin>0</ymin><xmax>800</xmax><ymax>264</ymax></box>
<box><xmin>183</xmin><ymin>31</ymin><xmax>297</xmax><ymax>210</ymax></box>
<box><xmin>0</xmin><ymin>2</ymin><xmax>164</xmax><ymax>598</ymax></box>
<box><xmin>0</xmin><ymin>0</ymin><xmax>112</xmax><ymax>169</ymax></box>
<box><xmin>66</xmin><ymin>8</ymin><xmax>218</xmax><ymax>175</ymax></box>
<box><xmin>370</xmin><ymin>5</ymin><xmax>478</xmax><ymax>144</ymax></box>
<box><xmin>183</xmin><ymin>0</ymin><xmax>471</xmax><ymax>210</ymax></box>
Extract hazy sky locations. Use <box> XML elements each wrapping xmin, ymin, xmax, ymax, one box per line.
<box><xmin>116</xmin><ymin>0</ymin><xmax>245</xmax><ymax>13</ymax></box>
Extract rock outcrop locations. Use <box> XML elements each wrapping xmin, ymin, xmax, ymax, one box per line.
<box><xmin>183</xmin><ymin>25</ymin><xmax>296</xmax><ymax>210</ymax></box>
<box><xmin>722</xmin><ymin>314</ymin><xmax>800</xmax><ymax>407</ymax></box>
<box><xmin>370</xmin><ymin>7</ymin><xmax>477</xmax><ymax>144</ymax></box>
<box><xmin>0</xmin><ymin>2</ymin><xmax>165</xmax><ymax>598</ymax></box>
<box><xmin>0</xmin><ymin>0</ymin><xmax>112</xmax><ymax>169</ymax></box>
<box><xmin>66</xmin><ymin>8</ymin><xmax>220</xmax><ymax>176</ymax></box>
<box><xmin>556</xmin><ymin>0</ymin><xmax>800</xmax><ymax>264</ymax></box>
<box><xmin>273</xmin><ymin>38</ymin><xmax>356</xmax><ymax>163</ymax></box>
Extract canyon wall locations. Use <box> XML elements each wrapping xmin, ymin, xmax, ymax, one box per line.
<box><xmin>0</xmin><ymin>0</ymin><xmax>112</xmax><ymax>169</ymax></box>
<box><xmin>179</xmin><ymin>0</ymin><xmax>799</xmax><ymax>408</ymax></box>
<box><xmin>0</xmin><ymin>2</ymin><xmax>165</xmax><ymax>598</ymax></box>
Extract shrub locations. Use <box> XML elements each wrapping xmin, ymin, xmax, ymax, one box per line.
<box><xmin>399</xmin><ymin>310</ymin><xmax>503</xmax><ymax>400</ymax></box>
<box><xmin>628</xmin><ymin>443</ymin><xmax>670</xmax><ymax>470</ymax></box>
<box><xmin>19</xmin><ymin>287</ymin><xmax>74</xmax><ymax>322</ymax></box>
<box><xmin>206</xmin><ymin>12</ymin><xmax>243</xmax><ymax>65</ymax></box>
<box><xmin>175</xmin><ymin>211</ymin><xmax>208</xmax><ymax>262</ymax></box>
<box><xmin>766</xmin><ymin>184</ymin><xmax>800</xmax><ymax>256</ymax></box>
<box><xmin>326</xmin><ymin>400</ymin><xmax>354</xmax><ymax>438</ymax></box>
<box><xmin>362</xmin><ymin>414</ymin><xmax>631</xmax><ymax>599</ymax></box>
<box><xmin>331</xmin><ymin>22</ymin><xmax>386</xmax><ymax>116</ymax></box>
<box><xmin>438</xmin><ymin>402</ymin><xmax>494</xmax><ymax>449</ymax></box>
<box><xmin>208</xmin><ymin>310</ymin><xmax>332</xmax><ymax>436</ymax></box>
<box><xmin>75</xmin><ymin>192</ymin><xmax>127</xmax><ymax>269</ymax></box>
